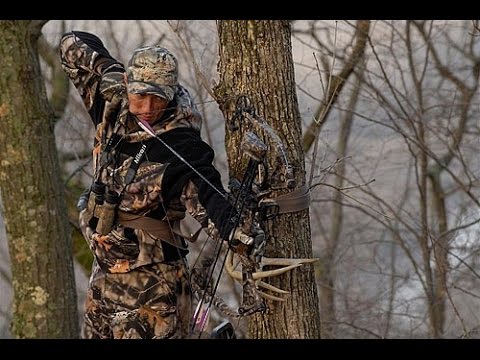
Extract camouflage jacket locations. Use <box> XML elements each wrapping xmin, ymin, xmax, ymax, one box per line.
<box><xmin>60</xmin><ymin>31</ymin><xmax>235</xmax><ymax>273</ymax></box>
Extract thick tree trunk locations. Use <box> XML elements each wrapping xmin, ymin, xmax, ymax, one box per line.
<box><xmin>214</xmin><ymin>20</ymin><xmax>321</xmax><ymax>338</ymax></box>
<box><xmin>0</xmin><ymin>20</ymin><xmax>79</xmax><ymax>338</ymax></box>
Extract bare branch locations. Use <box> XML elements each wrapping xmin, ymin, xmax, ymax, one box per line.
<box><xmin>303</xmin><ymin>20</ymin><xmax>370</xmax><ymax>151</ymax></box>
<box><xmin>28</xmin><ymin>20</ymin><xmax>49</xmax><ymax>39</ymax></box>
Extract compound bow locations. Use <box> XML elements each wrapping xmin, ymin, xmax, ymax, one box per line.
<box><xmin>191</xmin><ymin>96</ymin><xmax>317</xmax><ymax>337</ymax></box>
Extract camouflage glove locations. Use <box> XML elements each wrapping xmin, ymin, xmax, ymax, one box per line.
<box><xmin>229</xmin><ymin>228</ymin><xmax>253</xmax><ymax>256</ymax></box>
<box><xmin>99</xmin><ymin>70</ymin><xmax>126</xmax><ymax>103</ymax></box>
<box><xmin>229</xmin><ymin>225</ymin><xmax>265</xmax><ymax>259</ymax></box>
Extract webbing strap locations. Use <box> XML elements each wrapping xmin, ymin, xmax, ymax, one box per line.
<box><xmin>273</xmin><ymin>184</ymin><xmax>311</xmax><ymax>214</ymax></box>
<box><xmin>117</xmin><ymin>211</ymin><xmax>202</xmax><ymax>250</ymax></box>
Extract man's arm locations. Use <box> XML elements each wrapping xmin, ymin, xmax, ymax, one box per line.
<box><xmin>59</xmin><ymin>31</ymin><xmax>125</xmax><ymax>125</ymax></box>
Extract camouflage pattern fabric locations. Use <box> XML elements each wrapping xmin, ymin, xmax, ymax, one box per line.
<box><xmin>59</xmin><ymin>32</ymin><xmax>205</xmax><ymax>274</ymax></box>
<box><xmin>126</xmin><ymin>45</ymin><xmax>178</xmax><ymax>101</ymax></box>
<box><xmin>60</xmin><ymin>32</ymin><xmax>213</xmax><ymax>339</ymax></box>
<box><xmin>82</xmin><ymin>260</ymin><xmax>191</xmax><ymax>339</ymax></box>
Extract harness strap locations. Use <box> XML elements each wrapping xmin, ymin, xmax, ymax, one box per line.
<box><xmin>273</xmin><ymin>184</ymin><xmax>311</xmax><ymax>214</ymax></box>
<box><xmin>117</xmin><ymin>210</ymin><xmax>202</xmax><ymax>250</ymax></box>
<box><xmin>261</xmin><ymin>184</ymin><xmax>310</xmax><ymax>214</ymax></box>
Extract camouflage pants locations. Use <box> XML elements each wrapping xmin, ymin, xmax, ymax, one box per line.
<box><xmin>82</xmin><ymin>260</ymin><xmax>192</xmax><ymax>339</ymax></box>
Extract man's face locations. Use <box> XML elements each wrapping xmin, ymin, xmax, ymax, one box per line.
<box><xmin>127</xmin><ymin>92</ymin><xmax>169</xmax><ymax>123</ymax></box>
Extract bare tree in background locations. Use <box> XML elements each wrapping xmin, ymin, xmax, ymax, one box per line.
<box><xmin>293</xmin><ymin>20</ymin><xmax>370</xmax><ymax>152</ymax></box>
<box><xmin>292</xmin><ymin>20</ymin><xmax>370</xmax><ymax>338</ymax></box>
<box><xmin>361</xmin><ymin>20</ymin><xmax>480</xmax><ymax>338</ymax></box>
<box><xmin>302</xmin><ymin>20</ymin><xmax>480</xmax><ymax>338</ymax></box>
<box><xmin>0</xmin><ymin>20</ymin><xmax>79</xmax><ymax>338</ymax></box>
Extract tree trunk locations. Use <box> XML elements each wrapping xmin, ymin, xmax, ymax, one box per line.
<box><xmin>214</xmin><ymin>20</ymin><xmax>321</xmax><ymax>339</ymax></box>
<box><xmin>0</xmin><ymin>20</ymin><xmax>79</xmax><ymax>338</ymax></box>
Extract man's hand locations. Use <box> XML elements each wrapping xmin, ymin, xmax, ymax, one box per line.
<box><xmin>230</xmin><ymin>226</ymin><xmax>265</xmax><ymax>259</ymax></box>
<box><xmin>232</xmin><ymin>228</ymin><xmax>254</xmax><ymax>246</ymax></box>
<box><xmin>230</xmin><ymin>228</ymin><xmax>253</xmax><ymax>256</ymax></box>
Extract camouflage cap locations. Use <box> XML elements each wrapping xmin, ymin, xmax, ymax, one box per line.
<box><xmin>126</xmin><ymin>46</ymin><xmax>178</xmax><ymax>101</ymax></box>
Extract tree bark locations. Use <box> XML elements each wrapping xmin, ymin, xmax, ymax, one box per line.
<box><xmin>0</xmin><ymin>20</ymin><xmax>79</xmax><ymax>338</ymax></box>
<box><xmin>214</xmin><ymin>20</ymin><xmax>321</xmax><ymax>339</ymax></box>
